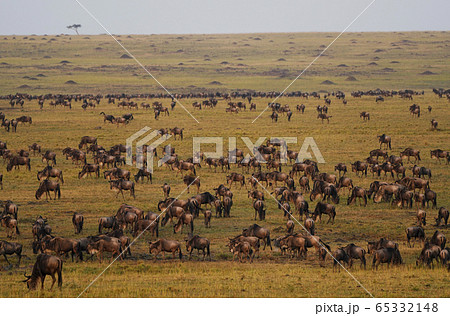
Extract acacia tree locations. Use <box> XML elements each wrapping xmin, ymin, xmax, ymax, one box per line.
<box><xmin>67</xmin><ymin>24</ymin><xmax>82</xmax><ymax>35</ymax></box>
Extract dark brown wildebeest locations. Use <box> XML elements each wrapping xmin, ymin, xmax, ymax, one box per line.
<box><xmin>400</xmin><ymin>148</ymin><xmax>421</xmax><ymax>163</ymax></box>
<box><xmin>337</xmin><ymin>176</ymin><xmax>354</xmax><ymax>195</ymax></box>
<box><xmin>173</xmin><ymin>159</ymin><xmax>196</xmax><ymax>177</ymax></box>
<box><xmin>42</xmin><ymin>150</ymin><xmax>57</xmax><ymax>166</ymax></box>
<box><xmin>32</xmin><ymin>217</ymin><xmax>52</xmax><ymax>241</ymax></box>
<box><xmin>430</xmin><ymin>149</ymin><xmax>449</xmax><ymax>164</ymax></box>
<box><xmin>304</xmin><ymin>217</ymin><xmax>315</xmax><ymax>235</ymax></box>
<box><xmin>133</xmin><ymin>218</ymin><xmax>158</xmax><ymax>237</ymax></box>
<box><xmin>440</xmin><ymin>248</ymin><xmax>450</xmax><ymax>266</ymax></box>
<box><xmin>430</xmin><ymin>119</ymin><xmax>438</xmax><ymax>130</ymax></box>
<box><xmin>274</xmin><ymin>234</ymin><xmax>307</xmax><ymax>259</ymax></box>
<box><xmin>100</xmin><ymin>112</ymin><xmax>115</xmax><ymax>123</ymax></box>
<box><xmin>72</xmin><ymin>213</ymin><xmax>84</xmax><ymax>234</ymax></box>
<box><xmin>418</xmin><ymin>167</ymin><xmax>432</xmax><ymax>179</ymax></box>
<box><xmin>174</xmin><ymin>212</ymin><xmax>194</xmax><ymax>234</ymax></box>
<box><xmin>423</xmin><ymin>189</ymin><xmax>437</xmax><ymax>208</ymax></box>
<box><xmin>149</xmin><ymin>239</ymin><xmax>182</xmax><ymax>260</ymax></box>
<box><xmin>133</xmin><ymin>168</ymin><xmax>152</xmax><ymax>183</ymax></box>
<box><xmin>229</xmin><ymin>235</ymin><xmax>261</xmax><ymax>258</ymax></box>
<box><xmin>286</xmin><ymin>219</ymin><xmax>295</xmax><ymax>234</ymax></box>
<box><xmin>248</xmin><ymin>189</ymin><xmax>264</xmax><ymax>202</ymax></box>
<box><xmin>23</xmin><ymin>254</ymin><xmax>62</xmax><ymax>290</ymax></box>
<box><xmin>78</xmin><ymin>163</ymin><xmax>100</xmax><ymax>178</ymax></box>
<box><xmin>183</xmin><ymin>174</ymin><xmax>200</xmax><ymax>193</ymax></box>
<box><xmin>332</xmin><ymin>247</ymin><xmax>350</xmax><ymax>272</ymax></box>
<box><xmin>334</xmin><ymin>163</ymin><xmax>347</xmax><ymax>176</ymax></box>
<box><xmin>104</xmin><ymin>168</ymin><xmax>131</xmax><ymax>181</ymax></box>
<box><xmin>372</xmin><ymin>246</ymin><xmax>402</xmax><ymax>270</ymax></box>
<box><xmin>429</xmin><ymin>230</ymin><xmax>446</xmax><ymax>249</ymax></box>
<box><xmin>314</xmin><ymin>202</ymin><xmax>336</xmax><ymax>224</ymax></box>
<box><xmin>0</xmin><ymin>240</ymin><xmax>22</xmax><ymax>265</ymax></box>
<box><xmin>87</xmin><ymin>237</ymin><xmax>122</xmax><ymax>263</ymax></box>
<box><xmin>186</xmin><ymin>235</ymin><xmax>211</xmax><ymax>260</ymax></box>
<box><xmin>405</xmin><ymin>226</ymin><xmax>425</xmax><ymax>248</ymax></box>
<box><xmin>417</xmin><ymin>209</ymin><xmax>426</xmax><ymax>227</ymax></box>
<box><xmin>1</xmin><ymin>200</ymin><xmax>18</xmax><ymax>219</ymax></box>
<box><xmin>377</xmin><ymin>134</ymin><xmax>392</xmax><ymax>150</ymax></box>
<box><xmin>416</xmin><ymin>242</ymin><xmax>441</xmax><ymax>267</ymax></box>
<box><xmin>347</xmin><ymin>187</ymin><xmax>368</xmax><ymax>206</ymax></box>
<box><xmin>79</xmin><ymin>136</ymin><xmax>97</xmax><ymax>149</ymax></box>
<box><xmin>317</xmin><ymin>113</ymin><xmax>332</xmax><ymax>123</ymax></box>
<box><xmin>16</xmin><ymin>115</ymin><xmax>32</xmax><ymax>124</ymax></box>
<box><xmin>37</xmin><ymin>166</ymin><xmax>64</xmax><ymax>183</ymax></box>
<box><xmin>296</xmin><ymin>104</ymin><xmax>305</xmax><ymax>113</ymax></box>
<box><xmin>360</xmin><ymin>111</ymin><xmax>370</xmax><ymax>121</ymax></box>
<box><xmin>6</xmin><ymin>156</ymin><xmax>31</xmax><ymax>172</ymax></box>
<box><xmin>367</xmin><ymin>238</ymin><xmax>399</xmax><ymax>254</ymax></box>
<box><xmin>162</xmin><ymin>183</ymin><xmax>171</xmax><ymax>198</ymax></box>
<box><xmin>230</xmin><ymin>241</ymin><xmax>253</xmax><ymax>262</ymax></box>
<box><xmin>203</xmin><ymin>209</ymin><xmax>212</xmax><ymax>228</ymax></box>
<box><xmin>1</xmin><ymin>118</ymin><xmax>10</xmax><ymax>132</ymax></box>
<box><xmin>252</xmin><ymin>199</ymin><xmax>266</xmax><ymax>221</ymax></box>
<box><xmin>170</xmin><ymin>127</ymin><xmax>184</xmax><ymax>140</ymax></box>
<box><xmin>342</xmin><ymin>243</ymin><xmax>366</xmax><ymax>269</ymax></box>
<box><xmin>226</xmin><ymin>172</ymin><xmax>246</xmax><ymax>189</ymax></box>
<box><xmin>40</xmin><ymin>237</ymin><xmax>77</xmax><ymax>261</ymax></box>
<box><xmin>10</xmin><ymin>119</ymin><xmax>18</xmax><ymax>132</ymax></box>
<box><xmin>242</xmin><ymin>224</ymin><xmax>272</xmax><ymax>250</ymax></box>
<box><xmin>351</xmin><ymin>161</ymin><xmax>368</xmax><ymax>177</ymax></box>
<box><xmin>109</xmin><ymin>179</ymin><xmax>135</xmax><ymax>199</ymax></box>
<box><xmin>298</xmin><ymin>176</ymin><xmax>310</xmax><ymax>193</ymax></box>
<box><xmin>222</xmin><ymin>196</ymin><xmax>233</xmax><ymax>218</ymax></box>
<box><xmin>35</xmin><ymin>179</ymin><xmax>61</xmax><ymax>200</ymax></box>
<box><xmin>435</xmin><ymin>207</ymin><xmax>449</xmax><ymax>226</ymax></box>
<box><xmin>270</xmin><ymin>111</ymin><xmax>278</xmax><ymax>122</ymax></box>
<box><xmin>98</xmin><ymin>216</ymin><xmax>118</xmax><ymax>234</ymax></box>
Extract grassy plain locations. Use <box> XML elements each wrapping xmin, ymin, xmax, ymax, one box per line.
<box><xmin>0</xmin><ymin>32</ymin><xmax>449</xmax><ymax>298</ymax></box>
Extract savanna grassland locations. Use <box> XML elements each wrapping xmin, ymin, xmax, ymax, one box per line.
<box><xmin>0</xmin><ymin>32</ymin><xmax>449</xmax><ymax>298</ymax></box>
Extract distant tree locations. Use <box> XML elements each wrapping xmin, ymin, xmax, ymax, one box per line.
<box><xmin>67</xmin><ymin>24</ymin><xmax>82</xmax><ymax>35</ymax></box>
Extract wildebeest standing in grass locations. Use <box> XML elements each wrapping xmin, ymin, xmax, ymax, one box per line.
<box><xmin>98</xmin><ymin>216</ymin><xmax>118</xmax><ymax>234</ymax></box>
<box><xmin>313</xmin><ymin>202</ymin><xmax>336</xmax><ymax>224</ymax></box>
<box><xmin>332</xmin><ymin>248</ymin><xmax>350</xmax><ymax>272</ymax></box>
<box><xmin>242</xmin><ymin>224</ymin><xmax>272</xmax><ymax>250</ymax></box>
<box><xmin>183</xmin><ymin>174</ymin><xmax>200</xmax><ymax>193</ymax></box>
<box><xmin>87</xmin><ymin>237</ymin><xmax>122</xmax><ymax>263</ymax></box>
<box><xmin>429</xmin><ymin>230</ymin><xmax>446</xmax><ymax>249</ymax></box>
<box><xmin>377</xmin><ymin>134</ymin><xmax>392</xmax><ymax>150</ymax></box>
<box><xmin>435</xmin><ymin>207</ymin><xmax>449</xmax><ymax>226</ymax></box>
<box><xmin>1</xmin><ymin>200</ymin><xmax>18</xmax><ymax>219</ymax></box>
<box><xmin>174</xmin><ymin>212</ymin><xmax>194</xmax><ymax>234</ymax></box>
<box><xmin>109</xmin><ymin>179</ymin><xmax>135</xmax><ymax>199</ymax></box>
<box><xmin>35</xmin><ymin>179</ymin><xmax>61</xmax><ymax>200</ymax></box>
<box><xmin>372</xmin><ymin>246</ymin><xmax>402</xmax><ymax>270</ymax></box>
<box><xmin>0</xmin><ymin>240</ymin><xmax>22</xmax><ymax>265</ymax></box>
<box><xmin>79</xmin><ymin>136</ymin><xmax>97</xmax><ymax>149</ymax></box>
<box><xmin>37</xmin><ymin>166</ymin><xmax>64</xmax><ymax>184</ymax></box>
<box><xmin>430</xmin><ymin>149</ymin><xmax>449</xmax><ymax>164</ymax></box>
<box><xmin>134</xmin><ymin>168</ymin><xmax>152</xmax><ymax>183</ymax></box>
<box><xmin>334</xmin><ymin>163</ymin><xmax>347</xmax><ymax>176</ymax></box>
<box><xmin>185</xmin><ymin>235</ymin><xmax>211</xmax><ymax>261</ymax></box>
<box><xmin>417</xmin><ymin>209</ymin><xmax>426</xmax><ymax>227</ymax></box>
<box><xmin>23</xmin><ymin>254</ymin><xmax>62</xmax><ymax>290</ymax></box>
<box><xmin>42</xmin><ymin>150</ymin><xmax>57</xmax><ymax>166</ymax></box>
<box><xmin>253</xmin><ymin>199</ymin><xmax>266</xmax><ymax>221</ymax></box>
<box><xmin>203</xmin><ymin>210</ymin><xmax>211</xmax><ymax>228</ymax></box>
<box><xmin>360</xmin><ymin>111</ymin><xmax>370</xmax><ymax>121</ymax></box>
<box><xmin>0</xmin><ymin>215</ymin><xmax>19</xmax><ymax>238</ymax></box>
<box><xmin>6</xmin><ymin>156</ymin><xmax>31</xmax><ymax>172</ymax></box>
<box><xmin>133</xmin><ymin>218</ymin><xmax>158</xmax><ymax>238</ymax></box>
<box><xmin>162</xmin><ymin>183</ymin><xmax>171</xmax><ymax>198</ymax></box>
<box><xmin>343</xmin><ymin>243</ymin><xmax>366</xmax><ymax>269</ymax></box>
<box><xmin>72</xmin><ymin>213</ymin><xmax>84</xmax><ymax>234</ymax></box>
<box><xmin>430</xmin><ymin>119</ymin><xmax>438</xmax><ymax>130</ymax></box>
<box><xmin>149</xmin><ymin>239</ymin><xmax>182</xmax><ymax>260</ymax></box>
<box><xmin>406</xmin><ymin>226</ymin><xmax>425</xmax><ymax>247</ymax></box>
<box><xmin>78</xmin><ymin>163</ymin><xmax>100</xmax><ymax>178</ymax></box>
<box><xmin>230</xmin><ymin>241</ymin><xmax>253</xmax><ymax>263</ymax></box>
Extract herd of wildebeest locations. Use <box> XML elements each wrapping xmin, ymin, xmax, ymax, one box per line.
<box><xmin>0</xmin><ymin>87</ymin><xmax>449</xmax><ymax>291</ymax></box>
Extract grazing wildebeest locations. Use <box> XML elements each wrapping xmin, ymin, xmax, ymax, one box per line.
<box><xmin>183</xmin><ymin>174</ymin><xmax>200</xmax><ymax>193</ymax></box>
<box><xmin>377</xmin><ymin>134</ymin><xmax>392</xmax><ymax>150</ymax></box>
<box><xmin>79</xmin><ymin>136</ymin><xmax>97</xmax><ymax>149</ymax></box>
<box><xmin>35</xmin><ymin>179</ymin><xmax>61</xmax><ymax>200</ymax></box>
<box><xmin>149</xmin><ymin>239</ymin><xmax>182</xmax><ymax>260</ymax></box>
<box><xmin>0</xmin><ymin>240</ymin><xmax>22</xmax><ymax>265</ymax></box>
<box><xmin>417</xmin><ymin>209</ymin><xmax>426</xmax><ymax>227</ymax></box>
<box><xmin>109</xmin><ymin>179</ymin><xmax>136</xmax><ymax>199</ymax></box>
<box><xmin>72</xmin><ymin>213</ymin><xmax>84</xmax><ymax>234</ymax></box>
<box><xmin>98</xmin><ymin>216</ymin><xmax>118</xmax><ymax>234</ymax></box>
<box><xmin>274</xmin><ymin>234</ymin><xmax>307</xmax><ymax>259</ymax></box>
<box><xmin>226</xmin><ymin>172</ymin><xmax>246</xmax><ymax>189</ymax></box>
<box><xmin>185</xmin><ymin>235</ymin><xmax>211</xmax><ymax>260</ymax></box>
<box><xmin>406</xmin><ymin>226</ymin><xmax>425</xmax><ymax>248</ymax></box>
<box><xmin>298</xmin><ymin>176</ymin><xmax>310</xmax><ymax>193</ymax></box>
<box><xmin>314</xmin><ymin>202</ymin><xmax>336</xmax><ymax>224</ymax></box>
<box><xmin>416</xmin><ymin>242</ymin><xmax>441</xmax><ymax>267</ymax></box>
<box><xmin>87</xmin><ymin>237</ymin><xmax>122</xmax><ymax>263</ymax></box>
<box><xmin>347</xmin><ymin>186</ymin><xmax>368</xmax><ymax>206</ymax></box>
<box><xmin>230</xmin><ymin>241</ymin><xmax>253</xmax><ymax>262</ymax></box>
<box><xmin>440</xmin><ymin>248</ymin><xmax>450</xmax><ymax>266</ymax></box>
<box><xmin>317</xmin><ymin>113</ymin><xmax>332</xmax><ymax>123</ymax></box>
<box><xmin>6</xmin><ymin>156</ymin><xmax>31</xmax><ymax>172</ymax></box>
<box><xmin>360</xmin><ymin>111</ymin><xmax>370</xmax><ymax>121</ymax></box>
<box><xmin>332</xmin><ymin>247</ymin><xmax>350</xmax><ymax>272</ymax></box>
<box><xmin>342</xmin><ymin>244</ymin><xmax>367</xmax><ymax>269</ymax></box>
<box><xmin>222</xmin><ymin>196</ymin><xmax>233</xmax><ymax>218</ymax></box>
<box><xmin>42</xmin><ymin>150</ymin><xmax>57</xmax><ymax>166</ymax></box>
<box><xmin>78</xmin><ymin>164</ymin><xmax>100</xmax><ymax>178</ymax></box>
<box><xmin>23</xmin><ymin>254</ymin><xmax>63</xmax><ymax>290</ymax></box>
<box><xmin>134</xmin><ymin>168</ymin><xmax>152</xmax><ymax>183</ymax></box>
<box><xmin>430</xmin><ymin>149</ymin><xmax>449</xmax><ymax>164</ymax></box>
<box><xmin>270</xmin><ymin>111</ymin><xmax>278</xmax><ymax>122</ymax></box>
<box><xmin>372</xmin><ymin>246</ymin><xmax>402</xmax><ymax>270</ymax></box>
<box><xmin>242</xmin><ymin>224</ymin><xmax>272</xmax><ymax>250</ymax></box>
<box><xmin>16</xmin><ymin>115</ymin><xmax>32</xmax><ymax>124</ymax></box>
<box><xmin>37</xmin><ymin>166</ymin><xmax>64</xmax><ymax>183</ymax></box>
<box><xmin>435</xmin><ymin>207</ymin><xmax>449</xmax><ymax>226</ymax></box>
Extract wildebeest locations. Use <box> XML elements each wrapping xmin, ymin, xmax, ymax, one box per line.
<box><xmin>35</xmin><ymin>179</ymin><xmax>61</xmax><ymax>200</ymax></box>
<box><xmin>162</xmin><ymin>183</ymin><xmax>171</xmax><ymax>198</ymax></box>
<box><xmin>183</xmin><ymin>174</ymin><xmax>200</xmax><ymax>193</ymax></box>
<box><xmin>332</xmin><ymin>248</ymin><xmax>350</xmax><ymax>272</ymax></box>
<box><xmin>23</xmin><ymin>254</ymin><xmax>63</xmax><ymax>290</ymax></box>
<box><xmin>430</xmin><ymin>119</ymin><xmax>438</xmax><ymax>130</ymax></box>
<box><xmin>42</xmin><ymin>150</ymin><xmax>57</xmax><ymax>166</ymax></box>
<box><xmin>347</xmin><ymin>187</ymin><xmax>367</xmax><ymax>206</ymax></box>
<box><xmin>78</xmin><ymin>163</ymin><xmax>100</xmax><ymax>178</ymax></box>
<box><xmin>417</xmin><ymin>209</ymin><xmax>426</xmax><ymax>227</ymax></box>
<box><xmin>253</xmin><ymin>199</ymin><xmax>266</xmax><ymax>220</ymax></box>
<box><xmin>0</xmin><ymin>240</ymin><xmax>22</xmax><ymax>265</ymax></box>
<box><xmin>98</xmin><ymin>216</ymin><xmax>118</xmax><ymax>234</ymax></box>
<box><xmin>367</xmin><ymin>238</ymin><xmax>399</xmax><ymax>254</ymax></box>
<box><xmin>377</xmin><ymin>134</ymin><xmax>392</xmax><ymax>150</ymax></box>
<box><xmin>1</xmin><ymin>200</ymin><xmax>18</xmax><ymax>219</ymax></box>
<box><xmin>174</xmin><ymin>212</ymin><xmax>194</xmax><ymax>234</ymax></box>
<box><xmin>37</xmin><ymin>166</ymin><xmax>64</xmax><ymax>183</ymax></box>
<box><xmin>429</xmin><ymin>230</ymin><xmax>446</xmax><ymax>249</ymax></box>
<box><xmin>133</xmin><ymin>218</ymin><xmax>159</xmax><ymax>238</ymax></box>
<box><xmin>360</xmin><ymin>111</ymin><xmax>370</xmax><ymax>121</ymax></box>
<box><xmin>134</xmin><ymin>168</ymin><xmax>152</xmax><ymax>183</ymax></box>
<box><xmin>6</xmin><ymin>156</ymin><xmax>31</xmax><ymax>172</ymax></box>
<box><xmin>430</xmin><ymin>149</ymin><xmax>449</xmax><ymax>164</ymax></box>
<box><xmin>400</xmin><ymin>148</ymin><xmax>421</xmax><ymax>163</ymax></box>
<box><xmin>230</xmin><ymin>241</ymin><xmax>253</xmax><ymax>262</ymax></box>
<box><xmin>317</xmin><ymin>113</ymin><xmax>332</xmax><ymax>123</ymax></box>
<box><xmin>351</xmin><ymin>161</ymin><xmax>368</xmax><ymax>177</ymax></box>
<box><xmin>242</xmin><ymin>224</ymin><xmax>272</xmax><ymax>250</ymax></box>
<box><xmin>149</xmin><ymin>239</ymin><xmax>182</xmax><ymax>260</ymax></box>
<box><xmin>185</xmin><ymin>235</ymin><xmax>211</xmax><ymax>260</ymax></box>
<box><xmin>372</xmin><ymin>246</ymin><xmax>402</xmax><ymax>270</ymax></box>
<box><xmin>226</xmin><ymin>172</ymin><xmax>246</xmax><ymax>189</ymax></box>
<box><xmin>334</xmin><ymin>163</ymin><xmax>347</xmax><ymax>176</ymax></box>
<box><xmin>79</xmin><ymin>136</ymin><xmax>97</xmax><ymax>149</ymax></box>
<box><xmin>72</xmin><ymin>213</ymin><xmax>84</xmax><ymax>234</ymax></box>
<box><xmin>109</xmin><ymin>179</ymin><xmax>135</xmax><ymax>199</ymax></box>
<box><xmin>170</xmin><ymin>127</ymin><xmax>183</xmax><ymax>140</ymax></box>
<box><xmin>313</xmin><ymin>202</ymin><xmax>336</xmax><ymax>224</ymax></box>
<box><xmin>87</xmin><ymin>237</ymin><xmax>122</xmax><ymax>263</ymax></box>
<box><xmin>406</xmin><ymin>226</ymin><xmax>425</xmax><ymax>248</ymax></box>
<box><xmin>435</xmin><ymin>207</ymin><xmax>449</xmax><ymax>226</ymax></box>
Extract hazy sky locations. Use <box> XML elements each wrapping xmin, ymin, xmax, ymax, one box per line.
<box><xmin>0</xmin><ymin>0</ymin><xmax>449</xmax><ymax>35</ymax></box>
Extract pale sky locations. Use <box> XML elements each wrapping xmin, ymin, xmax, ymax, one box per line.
<box><xmin>0</xmin><ymin>0</ymin><xmax>449</xmax><ymax>35</ymax></box>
